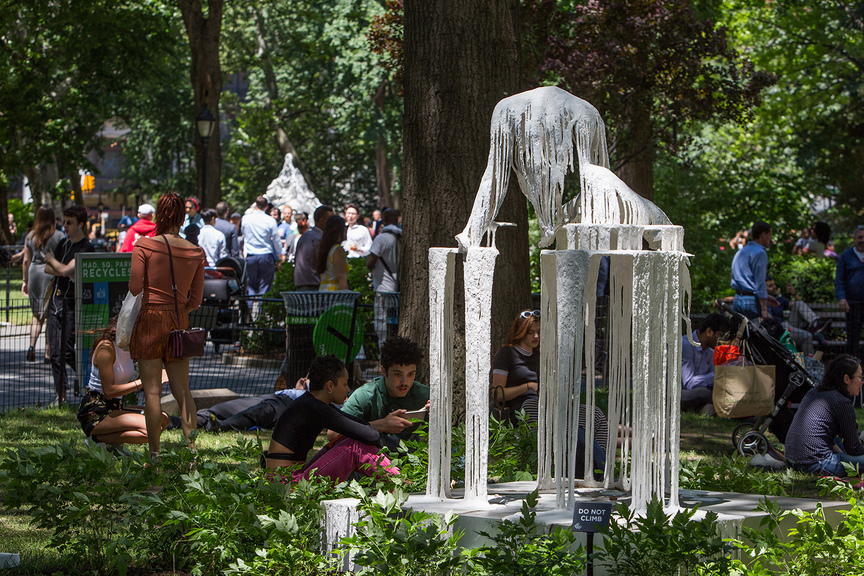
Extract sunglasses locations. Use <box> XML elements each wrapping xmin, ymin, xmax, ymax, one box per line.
<box><xmin>520</xmin><ymin>310</ymin><xmax>541</xmax><ymax>319</ymax></box>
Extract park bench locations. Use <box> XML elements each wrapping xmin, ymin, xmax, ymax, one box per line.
<box><xmin>805</xmin><ymin>302</ymin><xmax>862</xmax><ymax>360</ymax></box>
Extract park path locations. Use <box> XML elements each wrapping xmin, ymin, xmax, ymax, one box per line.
<box><xmin>0</xmin><ymin>324</ymin><xmax>280</xmax><ymax>411</ymax></box>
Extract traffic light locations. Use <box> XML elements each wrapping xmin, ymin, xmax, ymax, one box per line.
<box><xmin>82</xmin><ymin>174</ymin><xmax>95</xmax><ymax>193</ymax></box>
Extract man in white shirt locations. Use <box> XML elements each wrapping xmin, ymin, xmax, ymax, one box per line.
<box><xmin>198</xmin><ymin>209</ymin><xmax>227</xmax><ymax>266</ymax></box>
<box><xmin>342</xmin><ymin>202</ymin><xmax>373</xmax><ymax>258</ymax></box>
<box><xmin>241</xmin><ymin>196</ymin><xmax>284</xmax><ymax>302</ymax></box>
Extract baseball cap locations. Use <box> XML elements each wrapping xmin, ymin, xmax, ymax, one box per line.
<box><xmin>230</xmin><ymin>213</ymin><xmax>241</xmax><ymax>220</ymax></box>
<box><xmin>138</xmin><ymin>204</ymin><xmax>155</xmax><ymax>215</ymax></box>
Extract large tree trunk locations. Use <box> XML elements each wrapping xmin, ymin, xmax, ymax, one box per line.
<box><xmin>179</xmin><ymin>0</ymin><xmax>223</xmax><ymax>209</ymax></box>
<box><xmin>402</xmin><ymin>0</ymin><xmax>529</xmax><ymax>421</ymax></box>
<box><xmin>615</xmin><ymin>98</ymin><xmax>654</xmax><ymax>200</ymax></box>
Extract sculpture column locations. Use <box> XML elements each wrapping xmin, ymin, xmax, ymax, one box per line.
<box><xmin>427</xmin><ymin>248</ymin><xmax>457</xmax><ymax>498</ymax></box>
<box><xmin>463</xmin><ymin>247</ymin><xmax>498</xmax><ymax>502</ymax></box>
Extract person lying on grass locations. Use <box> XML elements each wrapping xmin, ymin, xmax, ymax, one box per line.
<box><xmin>262</xmin><ymin>354</ymin><xmax>398</xmax><ymax>483</ymax></box>
<box><xmin>786</xmin><ymin>355</ymin><xmax>864</xmax><ymax>477</ymax></box>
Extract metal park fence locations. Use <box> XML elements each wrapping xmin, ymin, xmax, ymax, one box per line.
<box><xmin>0</xmin><ymin>249</ymin><xmax>399</xmax><ymax>411</ymax></box>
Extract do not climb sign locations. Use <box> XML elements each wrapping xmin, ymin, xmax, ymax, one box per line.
<box><xmin>571</xmin><ymin>502</ymin><xmax>614</xmax><ymax>533</ymax></box>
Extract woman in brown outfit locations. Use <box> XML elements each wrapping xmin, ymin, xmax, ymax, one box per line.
<box><xmin>129</xmin><ymin>193</ymin><xmax>205</xmax><ymax>459</ymax></box>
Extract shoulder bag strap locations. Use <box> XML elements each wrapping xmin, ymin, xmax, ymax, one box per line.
<box><xmin>162</xmin><ymin>235</ymin><xmax>181</xmax><ymax>324</ymax></box>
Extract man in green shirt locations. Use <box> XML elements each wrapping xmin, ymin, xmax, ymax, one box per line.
<box><xmin>335</xmin><ymin>336</ymin><xmax>429</xmax><ymax>450</ymax></box>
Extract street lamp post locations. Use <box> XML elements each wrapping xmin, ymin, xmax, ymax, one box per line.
<box><xmin>196</xmin><ymin>107</ymin><xmax>216</xmax><ymax>208</ymax></box>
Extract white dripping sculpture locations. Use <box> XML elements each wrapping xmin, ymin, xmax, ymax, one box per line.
<box><xmin>427</xmin><ymin>86</ymin><xmax>691</xmax><ymax>512</ymax></box>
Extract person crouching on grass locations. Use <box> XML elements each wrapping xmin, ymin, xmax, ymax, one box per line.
<box><xmin>262</xmin><ymin>354</ymin><xmax>399</xmax><ymax>483</ymax></box>
<box><xmin>77</xmin><ymin>317</ymin><xmax>170</xmax><ymax>448</ymax></box>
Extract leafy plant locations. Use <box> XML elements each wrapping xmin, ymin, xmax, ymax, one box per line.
<box><xmin>730</xmin><ymin>484</ymin><xmax>864</xmax><ymax>575</ymax></box>
<box><xmin>468</xmin><ymin>489</ymin><xmax>586</xmax><ymax>576</ymax></box>
<box><xmin>131</xmin><ymin>440</ymin><xmax>335</xmax><ymax>576</ymax></box>
<box><xmin>679</xmin><ymin>455</ymin><xmax>793</xmax><ymax>496</ymax></box>
<box><xmin>0</xmin><ymin>440</ymin><xmax>150</xmax><ymax>575</ymax></box>
<box><xmin>773</xmin><ymin>256</ymin><xmax>838</xmax><ymax>304</ymax></box>
<box><xmin>599</xmin><ymin>497</ymin><xmax>733</xmax><ymax>576</ymax></box>
<box><xmin>343</xmin><ymin>485</ymin><xmax>465</xmax><ymax>576</ymax></box>
<box><xmin>386</xmin><ymin>423</ymin><xmax>430</xmax><ymax>490</ymax></box>
<box><xmin>488</xmin><ymin>410</ymin><xmax>538</xmax><ymax>482</ymax></box>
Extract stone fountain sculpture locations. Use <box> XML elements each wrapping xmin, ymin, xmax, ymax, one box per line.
<box><xmin>256</xmin><ymin>152</ymin><xmax>323</xmax><ymax>225</ymax></box>
<box><xmin>428</xmin><ymin>86</ymin><xmax>690</xmax><ymax>512</ymax></box>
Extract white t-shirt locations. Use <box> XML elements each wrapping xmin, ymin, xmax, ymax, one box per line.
<box><xmin>343</xmin><ymin>223</ymin><xmax>373</xmax><ymax>258</ymax></box>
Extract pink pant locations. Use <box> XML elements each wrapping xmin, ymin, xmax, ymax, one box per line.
<box><xmin>292</xmin><ymin>438</ymin><xmax>399</xmax><ymax>483</ymax></box>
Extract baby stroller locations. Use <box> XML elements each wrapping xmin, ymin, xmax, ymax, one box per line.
<box><xmin>201</xmin><ymin>256</ymin><xmax>247</xmax><ymax>353</ymax></box>
<box><xmin>717</xmin><ymin>303</ymin><xmax>819</xmax><ymax>457</ymax></box>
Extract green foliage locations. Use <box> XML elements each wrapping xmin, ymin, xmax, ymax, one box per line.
<box><xmin>655</xmin><ymin>130</ymin><xmax>813</xmax><ymax>310</ymax></box>
<box><xmin>679</xmin><ymin>455</ymin><xmax>794</xmax><ymax>496</ymax></box>
<box><xmin>730</xmin><ymin>484</ymin><xmax>864</xmax><ymax>575</ymax></box>
<box><xmin>0</xmin><ymin>437</ymin><xmax>338</xmax><ymax>576</ymax></box>
<box><xmin>6</xmin><ymin>199</ymin><xmax>33</xmax><ymax>239</ymax></box>
<box><xmin>344</xmin><ymin>485</ymin><xmax>465</xmax><ymax>576</ymax></box>
<box><xmin>1</xmin><ymin>440</ymin><xmax>151</xmax><ymax>575</ymax></box>
<box><xmin>600</xmin><ymin>497</ymin><xmax>734</xmax><ymax>576</ymax></box>
<box><xmin>469</xmin><ymin>489</ymin><xmax>586</xmax><ymax>576</ymax></box>
<box><xmin>488</xmin><ymin>411</ymin><xmax>538</xmax><ymax>482</ymax></box>
<box><xmin>0</xmin><ymin>0</ymin><xmax>189</xmax><ymax>198</ymax></box>
<box><xmin>387</xmin><ymin>424</ymin><xmax>430</xmax><ymax>490</ymax></box>
<box><xmin>221</xmin><ymin>0</ymin><xmax>402</xmax><ymax>210</ymax></box>
<box><xmin>722</xmin><ymin>0</ymin><xmax>864</xmax><ymax>213</ymax></box>
<box><xmin>774</xmin><ymin>256</ymin><xmax>838</xmax><ymax>303</ymax></box>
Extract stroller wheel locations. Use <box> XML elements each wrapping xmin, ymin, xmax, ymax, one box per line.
<box><xmin>732</xmin><ymin>423</ymin><xmax>753</xmax><ymax>451</ymax></box>
<box><xmin>738</xmin><ymin>431</ymin><xmax>769</xmax><ymax>457</ymax></box>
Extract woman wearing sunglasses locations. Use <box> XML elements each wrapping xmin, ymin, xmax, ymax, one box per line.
<box><xmin>491</xmin><ymin>310</ymin><xmax>542</xmax><ymax>423</ymax></box>
<box><xmin>491</xmin><ymin>309</ymin><xmax>608</xmax><ymax>479</ymax></box>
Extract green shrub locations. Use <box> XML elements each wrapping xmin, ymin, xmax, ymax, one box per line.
<box><xmin>1</xmin><ymin>440</ymin><xmax>152</xmax><ymax>575</ymax></box>
<box><xmin>469</xmin><ymin>489</ymin><xmax>586</xmax><ymax>576</ymax></box>
<box><xmin>1</xmin><ymin>437</ymin><xmax>339</xmax><ymax>576</ymax></box>
<box><xmin>773</xmin><ymin>255</ymin><xmax>837</xmax><ymax>303</ymax></box>
<box><xmin>599</xmin><ymin>497</ymin><xmax>733</xmax><ymax>576</ymax></box>
<box><xmin>488</xmin><ymin>411</ymin><xmax>537</xmax><ymax>482</ymax></box>
<box><xmin>343</xmin><ymin>485</ymin><xmax>464</xmax><ymax>576</ymax></box>
<box><xmin>679</xmin><ymin>455</ymin><xmax>793</xmax><ymax>496</ymax></box>
<box><xmin>131</xmin><ymin>438</ymin><xmax>335</xmax><ymax>576</ymax></box>
<box><xmin>730</xmin><ymin>480</ymin><xmax>864</xmax><ymax>575</ymax></box>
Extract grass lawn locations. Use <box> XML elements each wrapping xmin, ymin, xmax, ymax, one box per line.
<box><xmin>1</xmin><ymin>403</ymin><xmax>861</xmax><ymax>573</ymax></box>
<box><xmin>0</xmin><ymin>265</ymin><xmax>35</xmax><ymax>326</ymax></box>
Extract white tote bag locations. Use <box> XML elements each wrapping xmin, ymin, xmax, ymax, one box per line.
<box><xmin>116</xmin><ymin>291</ymin><xmax>142</xmax><ymax>351</ymax></box>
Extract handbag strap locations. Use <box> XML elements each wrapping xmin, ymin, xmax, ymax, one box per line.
<box><xmin>162</xmin><ymin>235</ymin><xmax>182</xmax><ymax>324</ymax></box>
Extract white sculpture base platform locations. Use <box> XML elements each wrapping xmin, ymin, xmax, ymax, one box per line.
<box><xmin>324</xmin><ymin>486</ymin><xmax>850</xmax><ymax>575</ymax></box>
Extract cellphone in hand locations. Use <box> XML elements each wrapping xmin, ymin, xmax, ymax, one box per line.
<box><xmin>403</xmin><ymin>408</ymin><xmax>427</xmax><ymax>420</ymax></box>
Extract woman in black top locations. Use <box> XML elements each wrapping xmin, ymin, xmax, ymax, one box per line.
<box><xmin>264</xmin><ymin>355</ymin><xmax>398</xmax><ymax>483</ymax></box>
<box><xmin>786</xmin><ymin>355</ymin><xmax>864</xmax><ymax>476</ymax></box>
<box><xmin>491</xmin><ymin>310</ymin><xmax>542</xmax><ymax>422</ymax></box>
<box><xmin>490</xmin><ymin>310</ymin><xmax>608</xmax><ymax>479</ymax></box>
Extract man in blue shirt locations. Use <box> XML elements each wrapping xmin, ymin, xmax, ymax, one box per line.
<box><xmin>241</xmin><ymin>196</ymin><xmax>284</xmax><ymax>303</ymax></box>
<box><xmin>681</xmin><ymin>313</ymin><xmax>730</xmax><ymax>414</ymax></box>
<box><xmin>836</xmin><ymin>225</ymin><xmax>864</xmax><ymax>357</ymax></box>
<box><xmin>730</xmin><ymin>221</ymin><xmax>772</xmax><ymax>320</ymax></box>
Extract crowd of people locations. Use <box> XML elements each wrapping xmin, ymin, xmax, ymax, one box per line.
<box><xmin>721</xmin><ymin>221</ymin><xmax>839</xmax><ymax>260</ymax></box>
